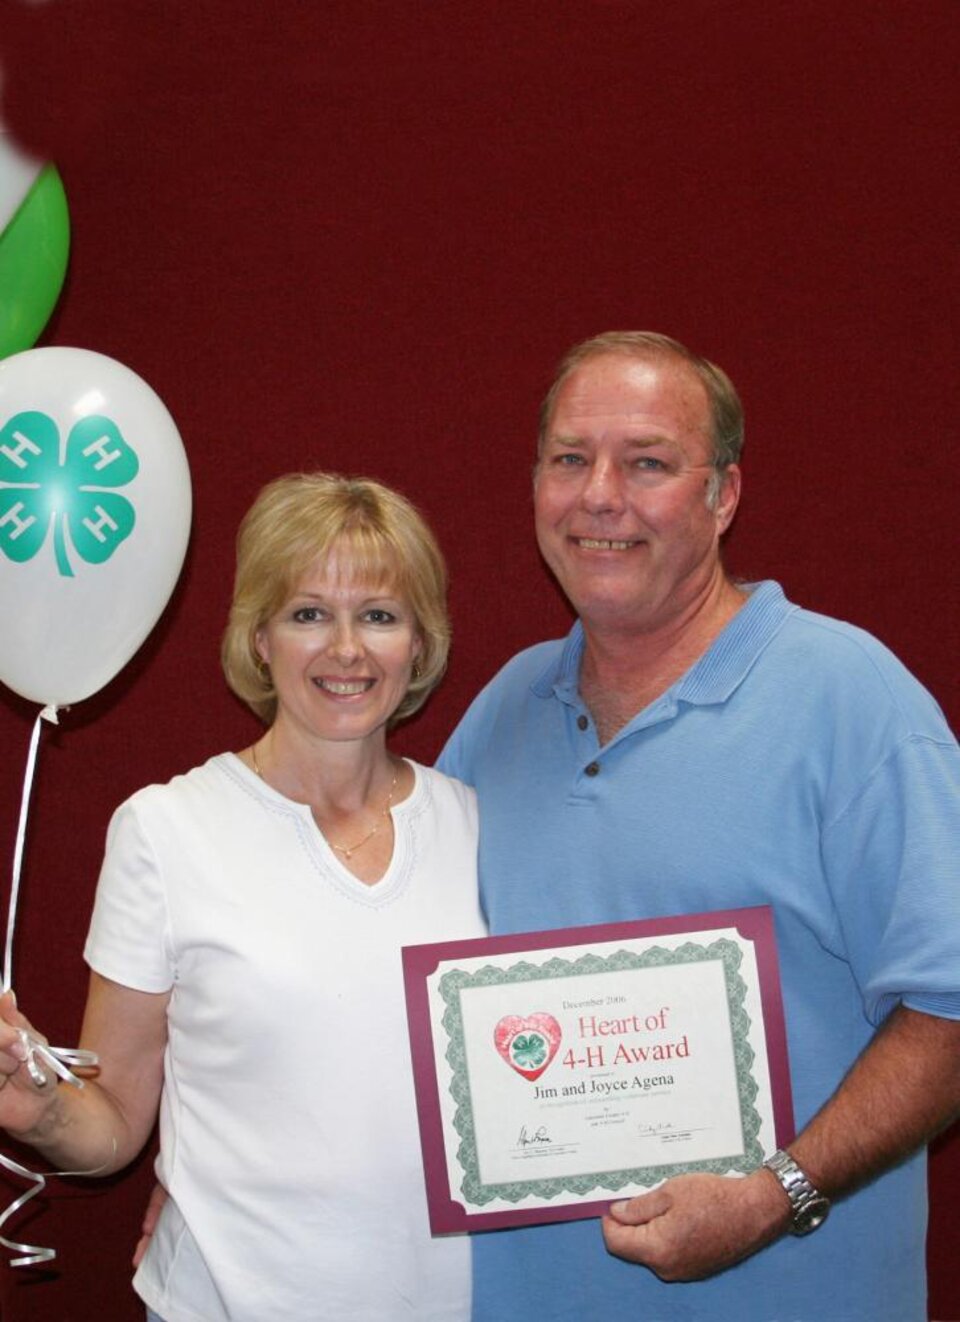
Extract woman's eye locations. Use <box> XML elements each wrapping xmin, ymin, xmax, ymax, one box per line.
<box><xmin>364</xmin><ymin>609</ymin><xmax>396</xmax><ymax>625</ymax></box>
<box><xmin>292</xmin><ymin>606</ymin><xmax>323</xmax><ymax>623</ymax></box>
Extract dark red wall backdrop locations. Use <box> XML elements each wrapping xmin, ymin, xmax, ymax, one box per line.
<box><xmin>0</xmin><ymin>2</ymin><xmax>956</xmax><ymax>1317</ymax></box>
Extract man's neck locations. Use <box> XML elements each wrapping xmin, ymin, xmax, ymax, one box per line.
<box><xmin>579</xmin><ymin>575</ymin><xmax>745</xmax><ymax>745</ymax></box>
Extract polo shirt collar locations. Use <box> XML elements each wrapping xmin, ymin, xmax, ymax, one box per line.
<box><xmin>531</xmin><ymin>581</ymin><xmax>796</xmax><ymax>707</ymax></box>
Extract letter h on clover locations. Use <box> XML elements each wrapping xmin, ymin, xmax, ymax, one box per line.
<box><xmin>0</xmin><ymin>411</ymin><xmax>139</xmax><ymax>577</ymax></box>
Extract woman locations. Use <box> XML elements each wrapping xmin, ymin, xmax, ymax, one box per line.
<box><xmin>0</xmin><ymin>473</ymin><xmax>484</xmax><ymax>1320</ymax></box>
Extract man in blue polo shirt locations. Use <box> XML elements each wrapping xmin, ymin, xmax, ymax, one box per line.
<box><xmin>439</xmin><ymin>331</ymin><xmax>960</xmax><ymax>1321</ymax></box>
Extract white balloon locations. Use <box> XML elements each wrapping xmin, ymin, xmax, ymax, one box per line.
<box><xmin>0</xmin><ymin>131</ymin><xmax>44</xmax><ymax>234</ymax></box>
<box><xmin>0</xmin><ymin>347</ymin><xmax>192</xmax><ymax>706</ymax></box>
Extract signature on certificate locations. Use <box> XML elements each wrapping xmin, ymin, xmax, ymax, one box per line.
<box><xmin>517</xmin><ymin>1125</ymin><xmax>553</xmax><ymax>1148</ymax></box>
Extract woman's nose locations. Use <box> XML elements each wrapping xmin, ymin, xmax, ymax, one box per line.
<box><xmin>328</xmin><ymin>621</ymin><xmax>362</xmax><ymax>664</ymax></box>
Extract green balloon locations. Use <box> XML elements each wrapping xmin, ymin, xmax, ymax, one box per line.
<box><xmin>0</xmin><ymin>164</ymin><xmax>70</xmax><ymax>360</ymax></box>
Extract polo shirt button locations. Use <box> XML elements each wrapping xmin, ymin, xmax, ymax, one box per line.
<box><xmin>584</xmin><ymin>761</ymin><xmax>600</xmax><ymax>777</ymax></box>
<box><xmin>577</xmin><ymin>715</ymin><xmax>588</xmax><ymax>731</ymax></box>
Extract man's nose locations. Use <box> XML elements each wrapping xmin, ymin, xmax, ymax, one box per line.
<box><xmin>581</xmin><ymin>457</ymin><xmax>625</xmax><ymax>513</ymax></box>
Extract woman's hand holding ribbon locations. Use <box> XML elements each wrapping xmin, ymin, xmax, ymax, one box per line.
<box><xmin>0</xmin><ymin>991</ymin><xmax>65</xmax><ymax>1140</ymax></box>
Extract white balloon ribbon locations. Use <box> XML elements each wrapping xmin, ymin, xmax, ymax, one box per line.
<box><xmin>3</xmin><ymin>705</ymin><xmax>58</xmax><ymax>993</ymax></box>
<box><xmin>1</xmin><ymin>707</ymin><xmax>101</xmax><ymax>1265</ymax></box>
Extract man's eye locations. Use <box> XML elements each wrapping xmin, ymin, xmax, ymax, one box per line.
<box><xmin>552</xmin><ymin>452</ymin><xmax>585</xmax><ymax>466</ymax></box>
<box><xmin>635</xmin><ymin>456</ymin><xmax>667</xmax><ymax>471</ymax></box>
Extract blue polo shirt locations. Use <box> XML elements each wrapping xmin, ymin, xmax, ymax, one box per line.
<box><xmin>440</xmin><ymin>581</ymin><xmax>960</xmax><ymax>1321</ymax></box>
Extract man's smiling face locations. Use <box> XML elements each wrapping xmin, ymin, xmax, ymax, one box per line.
<box><xmin>534</xmin><ymin>351</ymin><xmax>740</xmax><ymax>636</ymax></box>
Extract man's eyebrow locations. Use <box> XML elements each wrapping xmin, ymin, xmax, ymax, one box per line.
<box><xmin>546</xmin><ymin>433</ymin><xmax>680</xmax><ymax>449</ymax></box>
<box><xmin>545</xmin><ymin>433</ymin><xmax>588</xmax><ymax>447</ymax></box>
<box><xmin>622</xmin><ymin>435</ymin><xmax>679</xmax><ymax>449</ymax></box>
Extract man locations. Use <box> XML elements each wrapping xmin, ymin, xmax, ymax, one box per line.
<box><xmin>439</xmin><ymin>331</ymin><xmax>960</xmax><ymax>1321</ymax></box>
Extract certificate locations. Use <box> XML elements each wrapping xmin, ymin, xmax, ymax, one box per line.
<box><xmin>403</xmin><ymin>906</ymin><xmax>793</xmax><ymax>1232</ymax></box>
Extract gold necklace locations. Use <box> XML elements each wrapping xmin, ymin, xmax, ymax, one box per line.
<box><xmin>326</xmin><ymin>772</ymin><xmax>399</xmax><ymax>859</ymax></box>
<box><xmin>251</xmin><ymin>743</ymin><xmax>399</xmax><ymax>860</ymax></box>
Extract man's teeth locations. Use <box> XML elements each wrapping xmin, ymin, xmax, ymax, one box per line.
<box><xmin>577</xmin><ymin>538</ymin><xmax>635</xmax><ymax>550</ymax></box>
<box><xmin>318</xmin><ymin>679</ymin><xmax>371</xmax><ymax>695</ymax></box>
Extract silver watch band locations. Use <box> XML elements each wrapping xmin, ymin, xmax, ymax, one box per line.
<box><xmin>763</xmin><ymin>1148</ymin><xmax>830</xmax><ymax>1236</ymax></box>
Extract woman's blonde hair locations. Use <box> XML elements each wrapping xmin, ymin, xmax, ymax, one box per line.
<box><xmin>222</xmin><ymin>472</ymin><xmax>450</xmax><ymax>725</ymax></box>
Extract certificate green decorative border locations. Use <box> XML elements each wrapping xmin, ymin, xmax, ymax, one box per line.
<box><xmin>438</xmin><ymin>938</ymin><xmax>762</xmax><ymax>1207</ymax></box>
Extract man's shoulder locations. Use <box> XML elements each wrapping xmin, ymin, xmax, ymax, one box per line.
<box><xmin>438</xmin><ymin>635</ymin><xmax>571</xmax><ymax>781</ymax></box>
<box><xmin>771</xmin><ymin>603</ymin><xmax>951</xmax><ymax>733</ymax></box>
<box><xmin>459</xmin><ymin>634</ymin><xmax>577</xmax><ymax>721</ymax></box>
<box><xmin>786</xmin><ymin>605</ymin><xmax>927</xmax><ymax>680</ymax></box>
<box><xmin>484</xmin><ymin>635</ymin><xmax>569</xmax><ymax>689</ymax></box>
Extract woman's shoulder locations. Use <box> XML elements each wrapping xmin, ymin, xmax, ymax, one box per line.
<box><xmin>115</xmin><ymin>752</ymin><xmax>245</xmax><ymax>827</ymax></box>
<box><xmin>407</xmin><ymin>760</ymin><xmax>478</xmax><ymax>818</ymax></box>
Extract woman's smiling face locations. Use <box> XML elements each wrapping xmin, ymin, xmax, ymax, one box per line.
<box><xmin>256</xmin><ymin>550</ymin><xmax>422</xmax><ymax>747</ymax></box>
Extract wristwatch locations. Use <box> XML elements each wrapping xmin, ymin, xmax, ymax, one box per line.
<box><xmin>762</xmin><ymin>1149</ymin><xmax>830</xmax><ymax>1236</ymax></box>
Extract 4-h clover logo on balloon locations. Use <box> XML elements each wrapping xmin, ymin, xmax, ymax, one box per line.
<box><xmin>0</xmin><ymin>410</ymin><xmax>139</xmax><ymax>577</ymax></box>
<box><xmin>0</xmin><ymin>345</ymin><xmax>191</xmax><ymax>709</ymax></box>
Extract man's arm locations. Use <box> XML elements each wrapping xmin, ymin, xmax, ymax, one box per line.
<box><xmin>602</xmin><ymin>1005</ymin><xmax>960</xmax><ymax>1280</ymax></box>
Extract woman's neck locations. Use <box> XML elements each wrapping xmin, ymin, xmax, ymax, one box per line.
<box><xmin>244</xmin><ymin>723</ymin><xmax>410</xmax><ymax>885</ymax></box>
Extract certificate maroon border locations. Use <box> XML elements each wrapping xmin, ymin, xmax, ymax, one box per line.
<box><xmin>402</xmin><ymin>905</ymin><xmax>794</xmax><ymax>1234</ymax></box>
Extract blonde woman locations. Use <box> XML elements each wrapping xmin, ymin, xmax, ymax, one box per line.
<box><xmin>0</xmin><ymin>473</ymin><xmax>483</xmax><ymax>1321</ymax></box>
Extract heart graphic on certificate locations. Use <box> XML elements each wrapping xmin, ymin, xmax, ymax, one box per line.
<box><xmin>493</xmin><ymin>1013</ymin><xmax>562</xmax><ymax>1082</ymax></box>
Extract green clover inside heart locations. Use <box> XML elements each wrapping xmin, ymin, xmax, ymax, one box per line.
<box><xmin>511</xmin><ymin>1033</ymin><xmax>548</xmax><ymax>1069</ymax></box>
<box><xmin>0</xmin><ymin>411</ymin><xmax>139</xmax><ymax>577</ymax></box>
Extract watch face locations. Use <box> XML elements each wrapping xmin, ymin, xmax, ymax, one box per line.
<box><xmin>794</xmin><ymin>1196</ymin><xmax>830</xmax><ymax>1235</ymax></box>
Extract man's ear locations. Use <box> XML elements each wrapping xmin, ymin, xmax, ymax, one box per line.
<box><xmin>715</xmin><ymin>464</ymin><xmax>741</xmax><ymax>536</ymax></box>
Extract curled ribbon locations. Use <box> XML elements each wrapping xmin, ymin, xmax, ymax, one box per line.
<box><xmin>0</xmin><ymin>1036</ymin><xmax>102</xmax><ymax>1266</ymax></box>
<box><xmin>0</xmin><ymin>1148</ymin><xmax>53</xmax><ymax>1267</ymax></box>
<box><xmin>0</xmin><ymin>707</ymin><xmax>102</xmax><ymax>1266</ymax></box>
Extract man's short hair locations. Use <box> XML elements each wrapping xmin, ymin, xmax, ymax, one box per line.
<box><xmin>537</xmin><ymin>331</ymin><xmax>744</xmax><ymax>473</ymax></box>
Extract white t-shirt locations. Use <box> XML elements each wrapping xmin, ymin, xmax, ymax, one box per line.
<box><xmin>84</xmin><ymin>754</ymin><xmax>484</xmax><ymax>1322</ymax></box>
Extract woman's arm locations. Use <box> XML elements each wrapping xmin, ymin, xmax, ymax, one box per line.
<box><xmin>0</xmin><ymin>973</ymin><xmax>168</xmax><ymax>1175</ymax></box>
